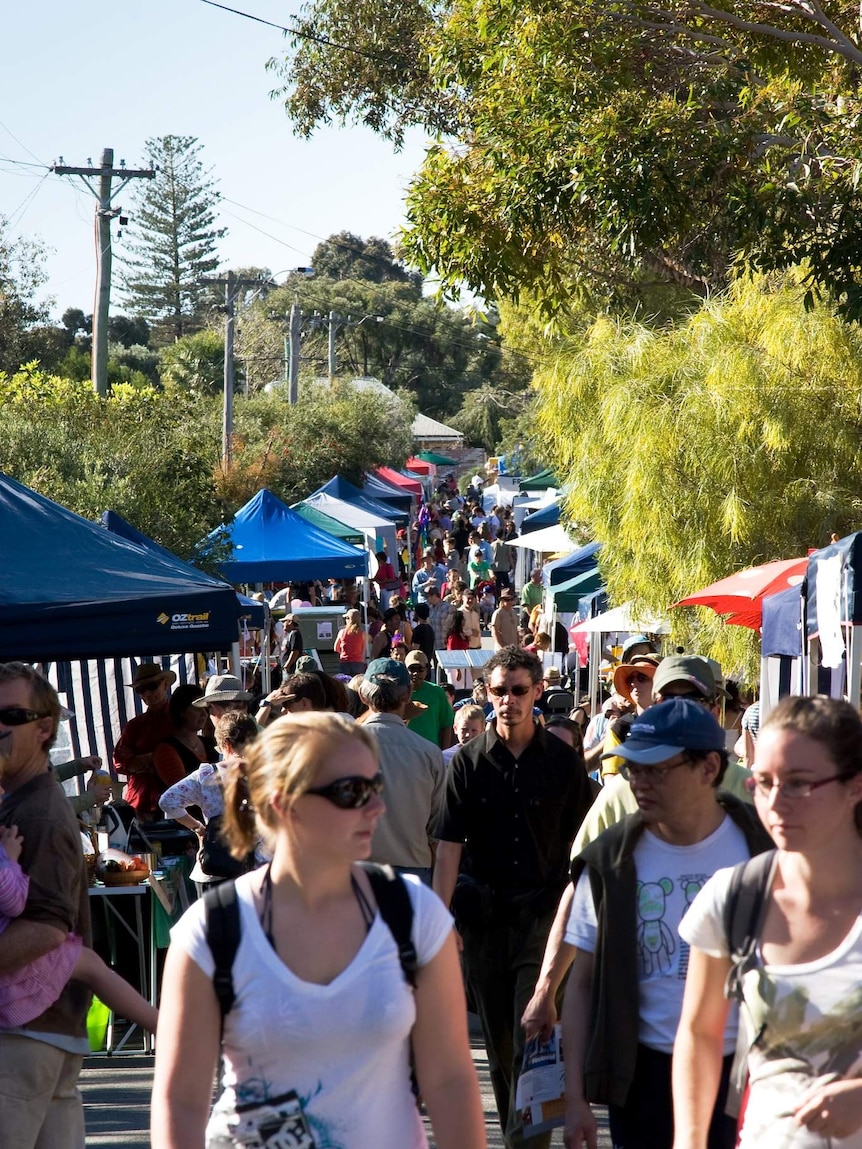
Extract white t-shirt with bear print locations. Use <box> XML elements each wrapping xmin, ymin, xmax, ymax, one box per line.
<box><xmin>565</xmin><ymin>816</ymin><xmax>749</xmax><ymax>1052</ymax></box>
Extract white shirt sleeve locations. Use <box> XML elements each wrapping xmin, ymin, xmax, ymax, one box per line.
<box><xmin>564</xmin><ymin>870</ymin><xmax>598</xmax><ymax>952</ymax></box>
<box><xmin>677</xmin><ymin>866</ymin><xmax>736</xmax><ymax>958</ymax></box>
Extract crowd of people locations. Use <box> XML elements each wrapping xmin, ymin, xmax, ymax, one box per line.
<box><xmin>3</xmin><ymin>472</ymin><xmax>862</xmax><ymax>1149</ymax></box>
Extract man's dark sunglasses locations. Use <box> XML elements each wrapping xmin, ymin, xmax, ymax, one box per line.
<box><xmin>488</xmin><ymin>684</ymin><xmax>533</xmax><ymax>697</ymax></box>
<box><xmin>136</xmin><ymin>683</ymin><xmax>162</xmax><ymax>694</ymax></box>
<box><xmin>306</xmin><ymin>772</ymin><xmax>385</xmax><ymax>809</ymax></box>
<box><xmin>0</xmin><ymin>708</ymin><xmax>48</xmax><ymax>726</ymax></box>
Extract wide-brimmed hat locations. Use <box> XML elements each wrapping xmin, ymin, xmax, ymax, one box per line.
<box><xmin>191</xmin><ymin>674</ymin><xmax>252</xmax><ymax>707</ymax></box>
<box><xmin>612</xmin><ymin>654</ymin><xmax>661</xmax><ymax>704</ymax></box>
<box><xmin>128</xmin><ymin>663</ymin><xmax>176</xmax><ymax>689</ymax></box>
<box><xmin>602</xmin><ymin>698</ymin><xmax>726</xmax><ymax>766</ymax></box>
<box><xmin>543</xmin><ymin>666</ymin><xmax>562</xmax><ymax>683</ymax></box>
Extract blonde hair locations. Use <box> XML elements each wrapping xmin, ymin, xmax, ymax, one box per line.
<box><xmin>223</xmin><ymin>712</ymin><xmax>378</xmax><ymax>857</ymax></box>
<box><xmin>455</xmin><ymin>704</ymin><xmax>486</xmax><ymax>730</ymax></box>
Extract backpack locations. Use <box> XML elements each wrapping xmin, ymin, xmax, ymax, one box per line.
<box><xmin>204</xmin><ymin>863</ymin><xmax>417</xmax><ymax>1025</ymax></box>
<box><xmin>721</xmin><ymin>849</ymin><xmax>778</xmax><ymax>1117</ymax></box>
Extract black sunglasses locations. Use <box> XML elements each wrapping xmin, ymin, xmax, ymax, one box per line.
<box><xmin>0</xmin><ymin>707</ymin><xmax>48</xmax><ymax>726</ymax></box>
<box><xmin>306</xmin><ymin>772</ymin><xmax>384</xmax><ymax>809</ymax></box>
<box><xmin>487</xmin><ymin>684</ymin><xmax>533</xmax><ymax>697</ymax></box>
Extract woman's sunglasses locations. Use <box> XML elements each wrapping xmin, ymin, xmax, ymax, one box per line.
<box><xmin>625</xmin><ymin>672</ymin><xmax>653</xmax><ymax>687</ymax></box>
<box><xmin>0</xmin><ymin>707</ymin><xmax>48</xmax><ymax>726</ymax></box>
<box><xmin>306</xmin><ymin>772</ymin><xmax>384</xmax><ymax>809</ymax></box>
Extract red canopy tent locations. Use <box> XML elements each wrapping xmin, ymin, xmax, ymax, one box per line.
<box><xmin>404</xmin><ymin>457</ymin><xmax>434</xmax><ymax>476</ymax></box>
<box><xmin>375</xmin><ymin>466</ymin><xmax>423</xmax><ymax>497</ymax></box>
<box><xmin>673</xmin><ymin>557</ymin><xmax>808</xmax><ymax>629</ymax></box>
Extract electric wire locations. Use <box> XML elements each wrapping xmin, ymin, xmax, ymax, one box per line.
<box><xmin>197</xmin><ymin>0</ymin><xmax>413</xmax><ymax>66</ymax></box>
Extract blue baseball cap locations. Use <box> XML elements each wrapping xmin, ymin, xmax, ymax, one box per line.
<box><xmin>603</xmin><ymin>697</ymin><xmax>726</xmax><ymax>766</ymax></box>
<box><xmin>364</xmin><ymin>658</ymin><xmax>411</xmax><ymax>689</ymax></box>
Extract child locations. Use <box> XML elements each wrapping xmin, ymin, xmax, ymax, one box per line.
<box><xmin>0</xmin><ymin>823</ymin><xmax>158</xmax><ymax>1032</ymax></box>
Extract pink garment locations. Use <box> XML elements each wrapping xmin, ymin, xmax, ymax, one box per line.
<box><xmin>0</xmin><ymin>843</ymin><xmax>83</xmax><ymax>1027</ymax></box>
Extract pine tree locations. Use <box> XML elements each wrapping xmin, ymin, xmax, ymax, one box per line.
<box><xmin>120</xmin><ymin>136</ymin><xmax>226</xmax><ymax>344</ymax></box>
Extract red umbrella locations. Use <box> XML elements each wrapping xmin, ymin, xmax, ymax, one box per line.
<box><xmin>673</xmin><ymin>557</ymin><xmax>808</xmax><ymax>628</ymax></box>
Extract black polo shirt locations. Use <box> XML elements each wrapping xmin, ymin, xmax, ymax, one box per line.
<box><xmin>433</xmin><ymin>721</ymin><xmax>594</xmax><ymax>897</ymax></box>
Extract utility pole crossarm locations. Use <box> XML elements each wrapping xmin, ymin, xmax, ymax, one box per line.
<box><xmin>52</xmin><ymin>148</ymin><xmax>155</xmax><ymax>397</ymax></box>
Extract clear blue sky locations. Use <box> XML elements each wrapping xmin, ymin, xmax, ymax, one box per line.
<box><xmin>3</xmin><ymin>0</ymin><xmax>429</xmax><ymax>321</ymax></box>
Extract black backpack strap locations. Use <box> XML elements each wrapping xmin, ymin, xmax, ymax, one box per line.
<box><xmin>361</xmin><ymin>863</ymin><xmax>417</xmax><ymax>987</ymax></box>
<box><xmin>724</xmin><ymin>849</ymin><xmax>777</xmax><ymax>965</ymax></box>
<box><xmin>204</xmin><ymin>880</ymin><xmax>241</xmax><ymax>1031</ymax></box>
<box><xmin>722</xmin><ymin>849</ymin><xmax>777</xmax><ymax>1119</ymax></box>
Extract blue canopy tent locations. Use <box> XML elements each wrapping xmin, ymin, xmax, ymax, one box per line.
<box><xmin>542</xmin><ymin>541</ymin><xmax>602</xmax><ymax>588</ymax></box>
<box><xmin>204</xmin><ymin>489</ymin><xmax>368</xmax><ymax>584</ymax></box>
<box><xmin>521</xmin><ymin>500</ymin><xmax>561</xmax><ymax>535</ymax></box>
<box><xmin>362</xmin><ymin>471</ymin><xmax>414</xmax><ymax>513</ymax></box>
<box><xmin>312</xmin><ymin>475</ymin><xmax>407</xmax><ymax>526</ymax></box>
<box><xmin>101</xmin><ymin>510</ymin><xmax>265</xmax><ymax>627</ymax></box>
<box><xmin>0</xmin><ymin>472</ymin><xmax>240</xmax><ymax>662</ymax></box>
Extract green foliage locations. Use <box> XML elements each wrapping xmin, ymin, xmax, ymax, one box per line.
<box><xmin>310</xmin><ymin>232</ymin><xmax>421</xmax><ymax>287</ymax></box>
<box><xmin>236</xmin><ymin>250</ymin><xmax>528</xmax><ymax>417</ymax></box>
<box><xmin>534</xmin><ymin>271</ymin><xmax>862</xmax><ymax>676</ymax></box>
<box><xmin>0</xmin><ymin>366</ymin><xmax>416</xmax><ymax>560</ymax></box>
<box><xmin>450</xmin><ymin>382</ymin><xmax>530</xmax><ymax>453</ymax></box>
<box><xmin>267</xmin><ymin>0</ymin><xmax>455</xmax><ymax>146</ymax></box>
<box><xmin>270</xmin><ymin>0</ymin><xmax>862</xmax><ymax>319</ymax></box>
<box><xmin>220</xmin><ymin>380</ymin><xmax>414</xmax><ymax>506</ymax></box>
<box><xmin>0</xmin><ymin>216</ymin><xmax>52</xmax><ymax>374</ymax></box>
<box><xmin>120</xmin><ymin>136</ymin><xmax>226</xmax><ymax>343</ymax></box>
<box><xmin>0</xmin><ymin>367</ymin><xmax>225</xmax><ymax>558</ymax></box>
<box><xmin>160</xmin><ymin>330</ymin><xmax>227</xmax><ymax>395</ymax></box>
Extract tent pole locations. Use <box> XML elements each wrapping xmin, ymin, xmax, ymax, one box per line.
<box><xmin>229</xmin><ymin>642</ymin><xmax>240</xmax><ymax>679</ymax></box>
<box><xmin>261</xmin><ymin>602</ymin><xmax>271</xmax><ymax>697</ymax></box>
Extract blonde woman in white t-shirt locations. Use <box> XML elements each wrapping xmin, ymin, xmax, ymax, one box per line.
<box><xmin>151</xmin><ymin>713</ymin><xmax>484</xmax><ymax>1149</ymax></box>
<box><xmin>674</xmin><ymin>696</ymin><xmax>862</xmax><ymax>1149</ymax></box>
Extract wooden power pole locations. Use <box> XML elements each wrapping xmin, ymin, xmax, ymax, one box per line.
<box><xmin>52</xmin><ymin>148</ymin><xmax>154</xmax><ymax>397</ymax></box>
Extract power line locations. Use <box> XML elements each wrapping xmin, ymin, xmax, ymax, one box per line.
<box><xmin>0</xmin><ymin>120</ymin><xmax>47</xmax><ymax>167</ymax></box>
<box><xmin>6</xmin><ymin>172</ymin><xmax>50</xmax><ymax>232</ymax></box>
<box><xmin>196</xmin><ymin>0</ymin><xmax>412</xmax><ymax>66</ymax></box>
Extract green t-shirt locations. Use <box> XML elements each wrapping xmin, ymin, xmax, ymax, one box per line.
<box><xmin>407</xmin><ymin>680</ymin><xmax>455</xmax><ymax>747</ymax></box>
<box><xmin>520</xmin><ymin>581</ymin><xmax>544</xmax><ymax>610</ymax></box>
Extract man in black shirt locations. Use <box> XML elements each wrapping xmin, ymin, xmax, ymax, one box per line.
<box><xmin>433</xmin><ymin>646</ymin><xmax>595</xmax><ymax>1149</ymax></box>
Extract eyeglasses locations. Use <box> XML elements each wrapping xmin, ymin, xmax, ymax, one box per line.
<box><xmin>620</xmin><ymin>756</ymin><xmax>690</xmax><ymax>783</ymax></box>
<box><xmin>625</xmin><ymin>673</ymin><xmax>653</xmax><ymax>688</ymax></box>
<box><xmin>407</xmin><ymin>664</ymin><xmax>427</xmax><ymax>674</ymax></box>
<box><xmin>487</xmin><ymin>683</ymin><xmax>533</xmax><ymax>698</ymax></box>
<box><xmin>306</xmin><ymin>772</ymin><xmax>385</xmax><ymax>809</ymax></box>
<box><xmin>745</xmin><ymin>774</ymin><xmax>850</xmax><ymax>801</ymax></box>
<box><xmin>0</xmin><ymin>708</ymin><xmax>48</xmax><ymax>726</ymax></box>
<box><xmin>136</xmin><ymin>683</ymin><xmax>162</xmax><ymax>695</ymax></box>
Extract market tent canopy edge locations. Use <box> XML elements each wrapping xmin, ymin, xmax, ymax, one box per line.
<box><xmin>0</xmin><ymin>472</ymin><xmax>240</xmax><ymax>660</ymax></box>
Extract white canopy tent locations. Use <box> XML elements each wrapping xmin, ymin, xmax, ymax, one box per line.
<box><xmin>508</xmin><ymin>524</ymin><xmax>576</xmax><ymax>554</ymax></box>
<box><xmin>572</xmin><ymin>603</ymin><xmax>671</xmax><ymax>710</ymax></box>
<box><xmin>570</xmin><ymin>602</ymin><xmax>671</xmax><ymax>634</ymax></box>
<box><xmin>303</xmin><ymin>492</ymin><xmax>398</xmax><ymax>562</ymax></box>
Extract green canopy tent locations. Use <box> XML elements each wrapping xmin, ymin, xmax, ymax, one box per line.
<box><xmin>292</xmin><ymin>501</ymin><xmax>366</xmax><ymax>547</ymax></box>
<box><xmin>520</xmin><ymin>467</ymin><xmax>560</xmax><ymax>491</ymax></box>
<box><xmin>416</xmin><ymin>450</ymin><xmax>459</xmax><ymax>466</ymax></box>
<box><xmin>547</xmin><ymin>567</ymin><xmax>604</xmax><ymax>612</ymax></box>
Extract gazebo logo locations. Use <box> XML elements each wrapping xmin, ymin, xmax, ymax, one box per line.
<box><xmin>156</xmin><ymin>611</ymin><xmax>211</xmax><ymax>630</ymax></box>
<box><xmin>157</xmin><ymin>612</ymin><xmax>170</xmax><ymax>625</ymax></box>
